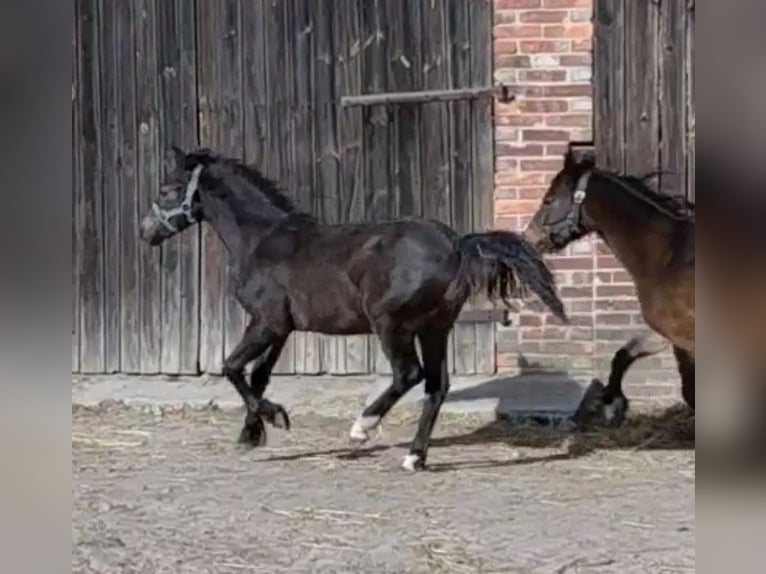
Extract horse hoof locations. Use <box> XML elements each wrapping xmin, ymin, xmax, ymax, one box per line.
<box><xmin>271</xmin><ymin>408</ymin><xmax>291</xmax><ymax>431</ymax></box>
<box><xmin>238</xmin><ymin>418</ymin><xmax>267</xmax><ymax>447</ymax></box>
<box><xmin>401</xmin><ymin>454</ymin><xmax>426</xmax><ymax>472</ymax></box>
<box><xmin>349</xmin><ymin>416</ymin><xmax>380</xmax><ymax>443</ymax></box>
<box><xmin>602</xmin><ymin>396</ymin><xmax>628</xmax><ymax>428</ymax></box>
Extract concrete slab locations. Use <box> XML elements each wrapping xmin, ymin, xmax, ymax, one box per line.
<box><xmin>73</xmin><ymin>371</ymin><xmax>596</xmax><ymax>429</ymax></box>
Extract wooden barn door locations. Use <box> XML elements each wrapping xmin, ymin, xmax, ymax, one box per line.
<box><xmin>73</xmin><ymin>0</ymin><xmax>498</xmax><ymax>376</ymax></box>
<box><xmin>324</xmin><ymin>0</ymin><xmax>498</xmax><ymax>375</ymax></box>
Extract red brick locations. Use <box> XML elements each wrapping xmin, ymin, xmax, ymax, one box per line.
<box><xmin>568</xmin><ymin>300</ymin><xmax>594</xmax><ymax>312</ymax></box>
<box><xmin>520</xmin><ymin>69</ymin><xmax>567</xmax><ymax>82</ymax></box>
<box><xmin>522</xmin><ymin>128</ymin><xmax>570</xmax><ymax>142</ymax></box>
<box><xmin>496</xmin><ymin>0</ymin><xmax>541</xmax><ymax>8</ymax></box>
<box><xmin>495</xmin><ymin>24</ymin><xmax>542</xmax><ymax>39</ymax></box>
<box><xmin>612</xmin><ymin>271</ymin><xmax>632</xmax><ymax>282</ymax></box>
<box><xmin>495</xmin><ymin>199</ymin><xmax>541</xmax><ymax>216</ymax></box>
<box><xmin>541</xmin><ymin>341</ymin><xmax>594</xmax><ymax>354</ymax></box>
<box><xmin>496</xmin><ymin>113</ymin><xmax>545</xmax><ymax>127</ymax></box>
<box><xmin>496</xmin><ymin>54</ymin><xmax>531</xmax><ymax>68</ymax></box>
<box><xmin>517</xmin><ymin>100</ymin><xmax>568</xmax><ymax>113</ymax></box>
<box><xmin>559</xmin><ymin>54</ymin><xmax>592</xmax><ymax>66</ymax></box>
<box><xmin>518</xmin><ymin>187</ymin><xmax>548</xmax><ymax>199</ymax></box>
<box><xmin>496</xmin><ymin>143</ymin><xmax>546</xmax><ymax>156</ymax></box>
<box><xmin>514</xmin><ymin>85</ymin><xmax>546</xmax><ymax>97</ymax></box>
<box><xmin>543</xmin><ymin>0</ymin><xmax>592</xmax><ymax>7</ymax></box>
<box><xmin>494</xmin><ymin>187</ymin><xmax>519</xmax><ymax>199</ymax></box>
<box><xmin>495</xmin><ymin>39</ymin><xmax>518</xmax><ymax>54</ymax></box>
<box><xmin>547</xmin><ymin>256</ymin><xmax>592</xmax><ymax>270</ymax></box>
<box><xmin>596</xmin><ymin>285</ymin><xmax>636</xmax><ymax>298</ymax></box>
<box><xmin>520</xmin><ymin>314</ymin><xmax>543</xmax><ymax>326</ymax></box>
<box><xmin>596</xmin><ymin>313</ymin><xmax>632</xmax><ymax>325</ymax></box>
<box><xmin>520</xmin><ymin>40</ymin><xmax>570</xmax><ymax>53</ymax></box>
<box><xmin>519</xmin><ymin>10</ymin><xmax>568</xmax><ymax>23</ymax></box>
<box><xmin>544</xmin><ymin>24</ymin><xmax>592</xmax><ymax>38</ymax></box>
<box><xmin>496</xmin><ymin>157</ymin><xmax>519</xmax><ymax>170</ymax></box>
<box><xmin>496</xmin><ymin>352</ymin><xmax>518</xmax><ymax>369</ymax></box>
<box><xmin>542</xmin><ymin>84</ymin><xmax>592</xmax><ymax>97</ymax></box>
<box><xmin>596</xmin><ymin>255</ymin><xmax>620</xmax><ymax>268</ymax></box>
<box><xmin>572</xmin><ymin>38</ymin><xmax>592</xmax><ymax>52</ymax></box>
<box><xmin>544</xmin><ymin>114</ymin><xmax>592</xmax><ymax>127</ymax></box>
<box><xmin>571</xmin><ymin>271</ymin><xmax>594</xmax><ymax>284</ymax></box>
<box><xmin>495</xmin><ymin>11</ymin><xmax>517</xmax><ymax>24</ymax></box>
<box><xmin>560</xmin><ymin>286</ymin><xmax>592</xmax><ymax>298</ymax></box>
<box><xmin>495</xmin><ymin>171</ymin><xmax>548</xmax><ymax>186</ymax></box>
<box><xmin>521</xmin><ymin>159</ymin><xmax>564</xmax><ymax>172</ymax></box>
<box><xmin>595</xmin><ymin>299</ymin><xmax>640</xmax><ymax>311</ymax></box>
<box><xmin>545</xmin><ymin>143</ymin><xmax>570</xmax><ymax>156</ymax></box>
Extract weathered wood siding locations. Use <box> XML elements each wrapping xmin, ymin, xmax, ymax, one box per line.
<box><xmin>594</xmin><ymin>0</ymin><xmax>695</xmax><ymax>200</ymax></box>
<box><xmin>73</xmin><ymin>0</ymin><xmax>496</xmax><ymax>375</ymax></box>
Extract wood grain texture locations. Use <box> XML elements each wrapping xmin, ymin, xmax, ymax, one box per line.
<box><xmin>99</xmin><ymin>0</ymin><xmax>122</xmax><ymax>373</ymax></box>
<box><xmin>135</xmin><ymin>0</ymin><xmax>163</xmax><ymax>373</ymax></box>
<box><xmin>72</xmin><ymin>8</ymin><xmax>81</xmax><ymax>372</ymax></box>
<box><xmin>594</xmin><ymin>0</ymin><xmax>626</xmax><ymax>171</ymax></box>
<box><xmin>196</xmin><ymin>0</ymin><xmax>226</xmax><ymax>374</ymax></box>
<box><xmin>469</xmin><ymin>0</ymin><xmax>496</xmax><ymax>375</ymax></box>
<box><xmin>76</xmin><ymin>0</ymin><xmax>106</xmax><ymax>373</ymax></box>
<box><xmin>157</xmin><ymin>0</ymin><xmax>200</xmax><ymax>374</ymax></box>
<box><xmin>116</xmin><ymin>0</ymin><xmax>141</xmax><ymax>374</ymax></box>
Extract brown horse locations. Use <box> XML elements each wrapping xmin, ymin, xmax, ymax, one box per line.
<box><xmin>523</xmin><ymin>148</ymin><xmax>695</xmax><ymax>425</ymax></box>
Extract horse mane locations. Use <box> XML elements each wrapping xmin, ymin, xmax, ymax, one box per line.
<box><xmin>597</xmin><ymin>168</ymin><xmax>695</xmax><ymax>221</ymax></box>
<box><xmin>189</xmin><ymin>148</ymin><xmax>298</xmax><ymax>214</ymax></box>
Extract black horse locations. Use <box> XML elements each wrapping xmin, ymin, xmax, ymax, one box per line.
<box><xmin>140</xmin><ymin>147</ymin><xmax>567</xmax><ymax>471</ymax></box>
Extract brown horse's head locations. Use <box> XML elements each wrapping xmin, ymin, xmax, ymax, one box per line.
<box><xmin>523</xmin><ymin>147</ymin><xmax>595</xmax><ymax>253</ymax></box>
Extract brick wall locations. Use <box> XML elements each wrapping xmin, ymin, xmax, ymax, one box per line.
<box><xmin>491</xmin><ymin>0</ymin><xmax>680</xmax><ymax>402</ymax></box>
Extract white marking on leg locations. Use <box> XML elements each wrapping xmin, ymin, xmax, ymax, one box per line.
<box><xmin>401</xmin><ymin>453</ymin><xmax>422</xmax><ymax>472</ymax></box>
<box><xmin>349</xmin><ymin>415</ymin><xmax>380</xmax><ymax>442</ymax></box>
<box><xmin>603</xmin><ymin>402</ymin><xmax>617</xmax><ymax>422</ymax></box>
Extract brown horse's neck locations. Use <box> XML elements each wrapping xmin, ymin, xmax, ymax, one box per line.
<box><xmin>586</xmin><ymin>176</ymin><xmax>677</xmax><ymax>279</ymax></box>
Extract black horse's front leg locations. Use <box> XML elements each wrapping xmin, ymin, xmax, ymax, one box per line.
<box><xmin>222</xmin><ymin>321</ymin><xmax>290</xmax><ymax>446</ymax></box>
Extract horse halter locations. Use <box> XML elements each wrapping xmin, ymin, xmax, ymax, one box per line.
<box><xmin>152</xmin><ymin>164</ymin><xmax>203</xmax><ymax>232</ymax></box>
<box><xmin>543</xmin><ymin>170</ymin><xmax>591</xmax><ymax>239</ymax></box>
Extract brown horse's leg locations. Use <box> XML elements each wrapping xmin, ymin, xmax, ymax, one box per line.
<box><xmin>673</xmin><ymin>346</ymin><xmax>695</xmax><ymax>410</ymax></box>
<box><xmin>601</xmin><ymin>330</ymin><xmax>669</xmax><ymax>426</ymax></box>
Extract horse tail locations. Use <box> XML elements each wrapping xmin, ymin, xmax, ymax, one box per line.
<box><xmin>456</xmin><ymin>230</ymin><xmax>568</xmax><ymax>324</ymax></box>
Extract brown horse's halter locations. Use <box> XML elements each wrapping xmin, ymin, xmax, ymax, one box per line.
<box><xmin>541</xmin><ymin>171</ymin><xmax>591</xmax><ymax>240</ymax></box>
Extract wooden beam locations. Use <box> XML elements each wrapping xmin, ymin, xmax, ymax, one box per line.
<box><xmin>340</xmin><ymin>84</ymin><xmax>513</xmax><ymax>108</ymax></box>
<box><xmin>456</xmin><ymin>309</ymin><xmax>511</xmax><ymax>326</ymax></box>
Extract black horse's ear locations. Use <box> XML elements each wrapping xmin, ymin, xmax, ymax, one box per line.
<box><xmin>563</xmin><ymin>146</ymin><xmax>576</xmax><ymax>170</ymax></box>
<box><xmin>171</xmin><ymin>145</ymin><xmax>186</xmax><ymax>168</ymax></box>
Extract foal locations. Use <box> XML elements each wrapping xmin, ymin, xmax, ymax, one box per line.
<box><xmin>141</xmin><ymin>147</ymin><xmax>567</xmax><ymax>470</ymax></box>
<box><xmin>524</xmin><ymin>149</ymin><xmax>694</xmax><ymax>425</ymax></box>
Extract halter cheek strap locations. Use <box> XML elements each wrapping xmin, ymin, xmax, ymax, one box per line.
<box><xmin>152</xmin><ymin>164</ymin><xmax>204</xmax><ymax>233</ymax></box>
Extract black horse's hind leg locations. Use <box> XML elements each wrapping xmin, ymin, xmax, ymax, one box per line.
<box><xmin>673</xmin><ymin>346</ymin><xmax>695</xmax><ymax>410</ymax></box>
<box><xmin>601</xmin><ymin>330</ymin><xmax>668</xmax><ymax>426</ymax></box>
<box><xmin>222</xmin><ymin>321</ymin><xmax>290</xmax><ymax>446</ymax></box>
<box><xmin>349</xmin><ymin>322</ymin><xmax>423</xmax><ymax>442</ymax></box>
<box><xmin>402</xmin><ymin>328</ymin><xmax>450</xmax><ymax>471</ymax></box>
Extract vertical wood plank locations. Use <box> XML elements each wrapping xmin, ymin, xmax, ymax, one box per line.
<box><xmin>99</xmin><ymin>0</ymin><xmax>122</xmax><ymax>373</ymax></box>
<box><xmin>135</xmin><ymin>0</ymin><xmax>163</xmax><ymax>373</ymax></box>
<box><xmin>333</xmin><ymin>0</ymin><xmax>370</xmax><ymax>374</ymax></box>
<box><xmin>470</xmin><ymin>0</ymin><xmax>496</xmax><ymax>374</ymax></box>
<box><xmin>76</xmin><ymin>0</ymin><xmax>106</xmax><ymax>373</ymax></box>
<box><xmin>219</xmin><ymin>0</ymin><xmax>247</xmax><ymax>369</ymax></box>
<box><xmin>72</xmin><ymin>4</ymin><xmax>81</xmax><ymax>372</ymax></box>
<box><xmin>658</xmin><ymin>0</ymin><xmax>686</xmax><ymax>196</ymax></box>
<box><xmin>420</xmin><ymin>0</ymin><xmax>453</xmax><ymax>374</ymax></box>
<box><xmin>624</xmin><ymin>0</ymin><xmax>660</xmax><ymax>175</ymax></box>
<box><xmin>314</xmin><ymin>0</ymin><xmax>343</xmax><ymax>374</ymax></box>
<box><xmin>390</xmin><ymin>0</ymin><xmax>423</xmax><ymax>218</ymax></box>
<box><xmin>594</xmin><ymin>0</ymin><xmax>625</xmax><ymax>172</ymax></box>
<box><xmin>359</xmin><ymin>0</ymin><xmax>393</xmax><ymax>375</ymax></box>
<box><xmin>197</xmin><ymin>0</ymin><xmax>226</xmax><ymax>374</ymax></box>
<box><xmin>116</xmin><ymin>0</ymin><xmax>141</xmax><ymax>373</ymax></box>
<box><xmin>450</xmin><ymin>0</ymin><xmax>477</xmax><ymax>375</ymax></box>
<box><xmin>265</xmin><ymin>0</ymin><xmax>296</xmax><ymax>374</ymax></box>
<box><xmin>157</xmin><ymin>0</ymin><xmax>200</xmax><ymax>374</ymax></box>
<box><xmin>291</xmin><ymin>0</ymin><xmax>322</xmax><ymax>374</ymax></box>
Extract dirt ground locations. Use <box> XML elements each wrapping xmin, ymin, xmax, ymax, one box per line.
<box><xmin>72</xmin><ymin>397</ymin><xmax>694</xmax><ymax>574</ymax></box>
